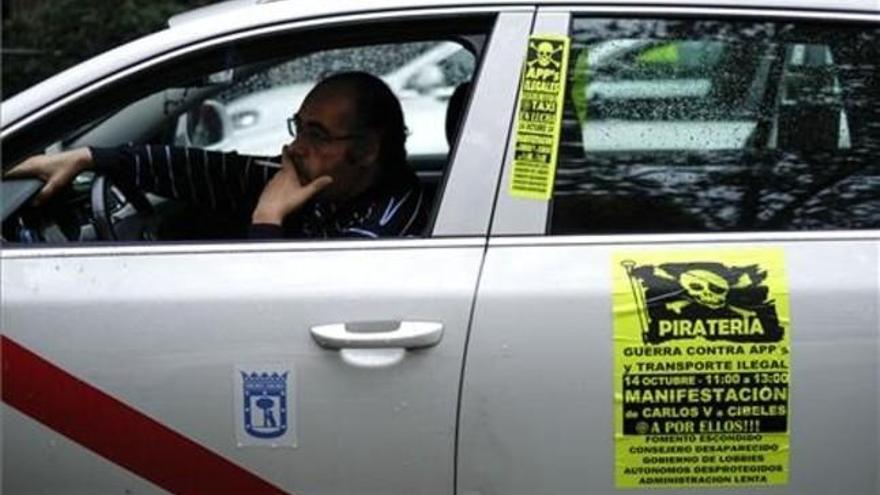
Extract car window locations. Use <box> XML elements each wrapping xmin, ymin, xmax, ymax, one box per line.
<box><xmin>2</xmin><ymin>36</ymin><xmax>481</xmax><ymax>244</ymax></box>
<box><xmin>202</xmin><ymin>42</ymin><xmax>474</xmax><ymax>158</ymax></box>
<box><xmin>550</xmin><ymin>18</ymin><xmax>880</xmax><ymax>234</ymax></box>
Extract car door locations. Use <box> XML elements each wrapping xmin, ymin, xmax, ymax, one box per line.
<box><xmin>1</xmin><ymin>6</ymin><xmax>533</xmax><ymax>495</ymax></box>
<box><xmin>460</xmin><ymin>6</ymin><xmax>879</xmax><ymax>495</ymax></box>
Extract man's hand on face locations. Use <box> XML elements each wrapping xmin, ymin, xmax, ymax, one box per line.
<box><xmin>3</xmin><ymin>148</ymin><xmax>94</xmax><ymax>206</ymax></box>
<box><xmin>251</xmin><ymin>144</ymin><xmax>333</xmax><ymax>225</ymax></box>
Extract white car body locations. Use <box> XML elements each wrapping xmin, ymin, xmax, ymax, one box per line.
<box><xmin>1</xmin><ymin>1</ymin><xmax>878</xmax><ymax>494</ymax></box>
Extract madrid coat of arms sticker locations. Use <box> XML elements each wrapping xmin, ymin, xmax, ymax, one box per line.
<box><xmin>234</xmin><ymin>365</ymin><xmax>297</xmax><ymax>448</ymax></box>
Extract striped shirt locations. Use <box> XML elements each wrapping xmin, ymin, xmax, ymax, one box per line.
<box><xmin>91</xmin><ymin>145</ymin><xmax>427</xmax><ymax>239</ymax></box>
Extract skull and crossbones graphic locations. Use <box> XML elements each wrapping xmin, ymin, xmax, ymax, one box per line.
<box><xmin>657</xmin><ymin>267</ymin><xmax>758</xmax><ymax>318</ymax></box>
<box><xmin>680</xmin><ymin>269</ymin><xmax>728</xmax><ymax>309</ymax></box>
<box><xmin>528</xmin><ymin>41</ymin><xmax>563</xmax><ymax>69</ymax></box>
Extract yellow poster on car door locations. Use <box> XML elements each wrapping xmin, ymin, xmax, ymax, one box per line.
<box><xmin>612</xmin><ymin>248</ymin><xmax>791</xmax><ymax>489</ymax></box>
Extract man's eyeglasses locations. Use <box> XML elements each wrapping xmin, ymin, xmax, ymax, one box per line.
<box><xmin>287</xmin><ymin>115</ymin><xmax>362</xmax><ymax>147</ymax></box>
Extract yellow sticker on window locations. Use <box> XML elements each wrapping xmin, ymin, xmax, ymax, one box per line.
<box><xmin>613</xmin><ymin>248</ymin><xmax>791</xmax><ymax>489</ymax></box>
<box><xmin>509</xmin><ymin>35</ymin><xmax>570</xmax><ymax>200</ymax></box>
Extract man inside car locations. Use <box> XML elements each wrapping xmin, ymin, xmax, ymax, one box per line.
<box><xmin>4</xmin><ymin>71</ymin><xmax>427</xmax><ymax>239</ymax></box>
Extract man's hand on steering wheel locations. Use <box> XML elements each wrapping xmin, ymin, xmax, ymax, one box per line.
<box><xmin>3</xmin><ymin>148</ymin><xmax>94</xmax><ymax>206</ymax></box>
<box><xmin>4</xmin><ymin>147</ymin><xmax>156</xmax><ymax>241</ymax></box>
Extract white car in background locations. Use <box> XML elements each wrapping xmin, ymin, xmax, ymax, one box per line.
<box><xmin>211</xmin><ymin>41</ymin><xmax>468</xmax><ymax>157</ymax></box>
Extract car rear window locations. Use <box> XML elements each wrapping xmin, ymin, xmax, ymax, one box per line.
<box><xmin>550</xmin><ymin>18</ymin><xmax>880</xmax><ymax>234</ymax></box>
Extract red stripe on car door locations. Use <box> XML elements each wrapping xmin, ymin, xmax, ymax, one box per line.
<box><xmin>1</xmin><ymin>336</ymin><xmax>290</xmax><ymax>495</ymax></box>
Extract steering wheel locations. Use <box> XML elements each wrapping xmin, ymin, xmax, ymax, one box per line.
<box><xmin>90</xmin><ymin>172</ymin><xmax>156</xmax><ymax>240</ymax></box>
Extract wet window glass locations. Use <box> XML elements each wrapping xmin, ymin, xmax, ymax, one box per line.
<box><xmin>551</xmin><ymin>18</ymin><xmax>880</xmax><ymax>234</ymax></box>
<box><xmin>206</xmin><ymin>42</ymin><xmax>473</xmax><ymax>158</ymax></box>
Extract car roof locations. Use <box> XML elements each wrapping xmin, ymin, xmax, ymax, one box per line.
<box><xmin>4</xmin><ymin>0</ymin><xmax>877</xmax><ymax>131</ymax></box>
<box><xmin>168</xmin><ymin>0</ymin><xmax>878</xmax><ymax>25</ymax></box>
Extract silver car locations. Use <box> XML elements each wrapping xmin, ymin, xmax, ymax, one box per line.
<box><xmin>2</xmin><ymin>1</ymin><xmax>878</xmax><ymax>494</ymax></box>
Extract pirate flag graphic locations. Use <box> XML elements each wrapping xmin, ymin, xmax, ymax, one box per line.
<box><xmin>621</xmin><ymin>260</ymin><xmax>784</xmax><ymax>344</ymax></box>
<box><xmin>527</xmin><ymin>39</ymin><xmax>566</xmax><ymax>71</ymax></box>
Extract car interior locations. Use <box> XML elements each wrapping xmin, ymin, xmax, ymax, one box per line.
<box><xmin>1</xmin><ymin>26</ymin><xmax>488</xmax><ymax>244</ymax></box>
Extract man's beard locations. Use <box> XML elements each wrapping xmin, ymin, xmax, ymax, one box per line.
<box><xmin>293</xmin><ymin>154</ymin><xmax>341</xmax><ymax>202</ymax></box>
<box><xmin>291</xmin><ymin>154</ymin><xmax>311</xmax><ymax>183</ymax></box>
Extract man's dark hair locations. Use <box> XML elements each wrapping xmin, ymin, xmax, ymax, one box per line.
<box><xmin>320</xmin><ymin>71</ymin><xmax>408</xmax><ymax>169</ymax></box>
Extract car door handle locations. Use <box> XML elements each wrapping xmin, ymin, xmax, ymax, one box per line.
<box><xmin>309</xmin><ymin>321</ymin><xmax>443</xmax><ymax>349</ymax></box>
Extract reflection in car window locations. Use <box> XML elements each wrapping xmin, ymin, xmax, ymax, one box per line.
<box><xmin>551</xmin><ymin>18</ymin><xmax>880</xmax><ymax>234</ymax></box>
<box><xmin>204</xmin><ymin>42</ymin><xmax>474</xmax><ymax>158</ymax></box>
<box><xmin>221</xmin><ymin>43</ymin><xmax>437</xmax><ymax>100</ymax></box>
<box><xmin>436</xmin><ymin>48</ymin><xmax>476</xmax><ymax>87</ymax></box>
